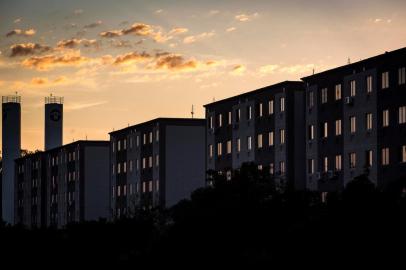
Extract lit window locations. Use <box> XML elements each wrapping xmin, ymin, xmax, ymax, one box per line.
<box><xmin>257</xmin><ymin>134</ymin><xmax>263</xmax><ymax>149</ymax></box>
<box><xmin>209</xmin><ymin>116</ymin><xmax>213</xmax><ymax>129</ymax></box>
<box><xmin>269</xmin><ymin>100</ymin><xmax>274</xmax><ymax>115</ymax></box>
<box><xmin>323</xmin><ymin>122</ymin><xmax>328</xmax><ymax>138</ymax></box>
<box><xmin>156</xmin><ymin>130</ymin><xmax>159</xmax><ymax>142</ymax></box>
<box><xmin>350</xmin><ymin>116</ymin><xmax>356</xmax><ymax>133</ymax></box>
<box><xmin>366</xmin><ymin>150</ymin><xmax>373</xmax><ymax>167</ymax></box>
<box><xmin>366</xmin><ymin>76</ymin><xmax>373</xmax><ymax>93</ymax></box>
<box><xmin>350</xmin><ymin>80</ymin><xmax>356</xmax><ymax>97</ymax></box>
<box><xmin>280</xmin><ymin>161</ymin><xmax>285</xmax><ymax>175</ymax></box>
<box><xmin>136</xmin><ymin>135</ymin><xmax>139</xmax><ymax>147</ymax></box>
<box><xmin>142</xmin><ymin>158</ymin><xmax>146</xmax><ymax>169</ymax></box>
<box><xmin>149</xmin><ymin>156</ymin><xmax>153</xmax><ymax>168</ymax></box>
<box><xmin>227</xmin><ymin>140</ymin><xmax>232</xmax><ymax>154</ymax></box>
<box><xmin>237</xmin><ymin>138</ymin><xmax>241</xmax><ymax>153</ymax></box>
<box><xmin>123</xmin><ymin>139</ymin><xmax>127</xmax><ymax>150</ymax></box>
<box><xmin>383</xmin><ymin>110</ymin><xmax>389</xmax><ymax>127</ymax></box>
<box><xmin>269</xmin><ymin>131</ymin><xmax>274</xmax><ymax>146</ymax></box>
<box><xmin>143</xmin><ymin>134</ymin><xmax>146</xmax><ymax>145</ymax></box>
<box><xmin>308</xmin><ymin>159</ymin><xmax>315</xmax><ymax>174</ymax></box>
<box><xmin>117</xmin><ymin>163</ymin><xmax>121</xmax><ymax>174</ymax></box>
<box><xmin>335</xmin><ymin>84</ymin><xmax>342</xmax><ymax>100</ymax></box>
<box><xmin>402</xmin><ymin>145</ymin><xmax>406</xmax><ymax>163</ymax></box>
<box><xmin>323</xmin><ymin>157</ymin><xmax>328</xmax><ymax>172</ymax></box>
<box><xmin>270</xmin><ymin>163</ymin><xmax>274</xmax><ymax>175</ymax></box>
<box><xmin>366</xmin><ymin>113</ymin><xmax>373</xmax><ymax>130</ymax></box>
<box><xmin>309</xmin><ymin>125</ymin><xmax>314</xmax><ymax>140</ymax></box>
<box><xmin>349</xmin><ymin>152</ymin><xmax>356</xmax><ymax>168</ymax></box>
<box><xmin>247</xmin><ymin>106</ymin><xmax>252</xmax><ymax>120</ymax></box>
<box><xmin>259</xmin><ymin>103</ymin><xmax>263</xmax><ymax>117</ymax></box>
<box><xmin>280</xmin><ymin>129</ymin><xmax>285</xmax><ymax>144</ymax></box>
<box><xmin>118</xmin><ymin>140</ymin><xmax>121</xmax><ymax>151</ymax></box>
<box><xmin>280</xmin><ymin>97</ymin><xmax>285</xmax><ymax>112</ymax></box>
<box><xmin>123</xmin><ymin>162</ymin><xmax>127</xmax><ymax>173</ymax></box>
<box><xmin>155</xmin><ymin>155</ymin><xmax>159</xmax><ymax>167</ymax></box>
<box><xmin>228</xmin><ymin>111</ymin><xmax>232</xmax><ymax>125</ymax></box>
<box><xmin>209</xmin><ymin>144</ymin><xmax>213</xmax><ymax>158</ymax></box>
<box><xmin>217</xmin><ymin>142</ymin><xmax>222</xmax><ymax>156</ymax></box>
<box><xmin>142</xmin><ymin>182</ymin><xmax>146</xmax><ymax>193</ymax></box>
<box><xmin>382</xmin><ymin>72</ymin><xmax>389</xmax><ymax>89</ymax></box>
<box><xmin>112</xmin><ymin>142</ymin><xmax>115</xmax><ymax>153</ymax></box>
<box><xmin>335</xmin><ymin>155</ymin><xmax>342</xmax><ymax>171</ymax></box>
<box><xmin>399</xmin><ymin>67</ymin><xmax>406</xmax><ymax>85</ymax></box>
<box><xmin>149</xmin><ymin>181</ymin><xmax>153</xmax><ymax>192</ymax></box>
<box><xmin>258</xmin><ymin>165</ymin><xmax>263</xmax><ymax>170</ymax></box>
<box><xmin>399</xmin><ymin>106</ymin><xmax>406</xmax><ymax>124</ymax></box>
<box><xmin>335</xmin><ymin>119</ymin><xmax>342</xmax><ymax>136</ymax></box>
<box><xmin>321</xmin><ymin>88</ymin><xmax>328</xmax><ymax>104</ymax></box>
<box><xmin>236</xmin><ymin>109</ymin><xmax>241</xmax><ymax>122</ymax></box>
<box><xmin>218</xmin><ymin>114</ymin><xmax>223</xmax><ymax>127</ymax></box>
<box><xmin>247</xmin><ymin>136</ymin><xmax>252</xmax><ymax>151</ymax></box>
<box><xmin>156</xmin><ymin>180</ymin><xmax>159</xmax><ymax>192</ymax></box>
<box><xmin>382</xmin><ymin>148</ymin><xmax>390</xmax><ymax>165</ymax></box>
<box><xmin>149</xmin><ymin>132</ymin><xmax>153</xmax><ymax>143</ymax></box>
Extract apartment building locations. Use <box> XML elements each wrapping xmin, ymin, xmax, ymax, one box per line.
<box><xmin>109</xmin><ymin>118</ymin><xmax>205</xmax><ymax>218</ymax></box>
<box><xmin>302</xmin><ymin>47</ymin><xmax>406</xmax><ymax>191</ymax></box>
<box><xmin>204</xmin><ymin>81</ymin><xmax>306</xmax><ymax>190</ymax></box>
<box><xmin>15</xmin><ymin>141</ymin><xmax>110</xmax><ymax>228</ymax></box>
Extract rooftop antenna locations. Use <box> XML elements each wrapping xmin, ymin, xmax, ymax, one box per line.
<box><xmin>191</xmin><ymin>105</ymin><xmax>194</xmax><ymax>119</ymax></box>
<box><xmin>85</xmin><ymin>135</ymin><xmax>87</xmax><ymax>140</ymax></box>
<box><xmin>347</xmin><ymin>57</ymin><xmax>351</xmax><ymax>64</ymax></box>
<box><xmin>212</xmin><ymin>97</ymin><xmax>215</xmax><ymax>102</ymax></box>
<box><xmin>312</xmin><ymin>68</ymin><xmax>315</xmax><ymax>75</ymax></box>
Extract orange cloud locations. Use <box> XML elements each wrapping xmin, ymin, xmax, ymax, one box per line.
<box><xmin>112</xmin><ymin>51</ymin><xmax>152</xmax><ymax>65</ymax></box>
<box><xmin>56</xmin><ymin>38</ymin><xmax>98</xmax><ymax>49</ymax></box>
<box><xmin>10</xmin><ymin>43</ymin><xmax>51</xmax><ymax>57</ymax></box>
<box><xmin>154</xmin><ymin>54</ymin><xmax>198</xmax><ymax>71</ymax></box>
<box><xmin>230</xmin><ymin>64</ymin><xmax>246</xmax><ymax>76</ymax></box>
<box><xmin>6</xmin><ymin>28</ymin><xmax>36</xmax><ymax>37</ymax></box>
<box><xmin>29</xmin><ymin>76</ymin><xmax>68</xmax><ymax>86</ymax></box>
<box><xmin>183</xmin><ymin>31</ymin><xmax>215</xmax><ymax>44</ymax></box>
<box><xmin>22</xmin><ymin>51</ymin><xmax>89</xmax><ymax>70</ymax></box>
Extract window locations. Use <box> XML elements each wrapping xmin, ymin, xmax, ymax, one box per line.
<box><xmin>156</xmin><ymin>130</ymin><xmax>159</xmax><ymax>142</ymax></box>
<box><xmin>321</xmin><ymin>88</ymin><xmax>328</xmax><ymax>104</ymax></box>
<box><xmin>280</xmin><ymin>97</ymin><xmax>285</xmax><ymax>112</ymax></box>
<box><xmin>259</xmin><ymin>103</ymin><xmax>263</xmax><ymax>117</ymax></box>
<box><xmin>323</xmin><ymin>122</ymin><xmax>328</xmax><ymax>138</ymax></box>
<box><xmin>155</xmin><ymin>155</ymin><xmax>159</xmax><ymax>167</ymax></box>
<box><xmin>257</xmin><ymin>134</ymin><xmax>263</xmax><ymax>149</ymax></box>
<box><xmin>117</xmin><ymin>163</ymin><xmax>121</xmax><ymax>174</ymax></box>
<box><xmin>350</xmin><ymin>80</ymin><xmax>356</xmax><ymax>97</ymax></box>
<box><xmin>143</xmin><ymin>134</ymin><xmax>146</xmax><ymax>145</ymax></box>
<box><xmin>123</xmin><ymin>139</ymin><xmax>127</xmax><ymax>150</ymax></box>
<box><xmin>228</xmin><ymin>111</ymin><xmax>232</xmax><ymax>125</ymax></box>
<box><xmin>209</xmin><ymin>116</ymin><xmax>213</xmax><ymax>129</ymax></box>
<box><xmin>258</xmin><ymin>165</ymin><xmax>263</xmax><ymax>170</ymax></box>
<box><xmin>269</xmin><ymin>100</ymin><xmax>274</xmax><ymax>115</ymax></box>
<box><xmin>366</xmin><ymin>113</ymin><xmax>373</xmax><ymax>130</ymax></box>
<box><xmin>323</xmin><ymin>157</ymin><xmax>328</xmax><ymax>172</ymax></box>
<box><xmin>382</xmin><ymin>72</ymin><xmax>389</xmax><ymax>89</ymax></box>
<box><xmin>149</xmin><ymin>181</ymin><xmax>153</xmax><ymax>192</ymax></box>
<box><xmin>269</xmin><ymin>131</ymin><xmax>274</xmax><ymax>146</ymax></box>
<box><xmin>236</xmin><ymin>109</ymin><xmax>241</xmax><ymax>123</ymax></box>
<box><xmin>136</xmin><ymin>135</ymin><xmax>140</xmax><ymax>147</ymax></box>
<box><xmin>402</xmin><ymin>145</ymin><xmax>406</xmax><ymax>163</ymax></box>
<box><xmin>112</xmin><ymin>142</ymin><xmax>115</xmax><ymax>153</ymax></box>
<box><xmin>366</xmin><ymin>150</ymin><xmax>373</xmax><ymax>167</ymax></box>
<box><xmin>118</xmin><ymin>140</ymin><xmax>121</xmax><ymax>151</ymax></box>
<box><xmin>208</xmin><ymin>145</ymin><xmax>213</xmax><ymax>158</ymax></box>
<box><xmin>130</xmin><ymin>160</ymin><xmax>133</xmax><ymax>172</ymax></box>
<box><xmin>247</xmin><ymin>136</ymin><xmax>252</xmax><ymax>151</ymax></box>
<box><xmin>142</xmin><ymin>182</ymin><xmax>146</xmax><ymax>193</ymax></box>
<box><xmin>366</xmin><ymin>76</ymin><xmax>373</xmax><ymax>93</ymax></box>
<box><xmin>130</xmin><ymin>137</ymin><xmax>133</xmax><ymax>149</ymax></box>
<box><xmin>247</xmin><ymin>106</ymin><xmax>252</xmax><ymax>120</ymax></box>
<box><xmin>399</xmin><ymin>67</ymin><xmax>406</xmax><ymax>85</ymax></box>
<box><xmin>349</xmin><ymin>152</ymin><xmax>356</xmax><ymax>168</ymax></box>
<box><xmin>383</xmin><ymin>110</ymin><xmax>389</xmax><ymax>127</ymax></box>
<box><xmin>335</xmin><ymin>84</ymin><xmax>342</xmax><ymax>100</ymax></box>
<box><xmin>335</xmin><ymin>155</ymin><xmax>342</xmax><ymax>171</ymax></box>
<box><xmin>123</xmin><ymin>162</ymin><xmax>127</xmax><ymax>173</ymax></box>
<box><xmin>117</xmin><ymin>186</ymin><xmax>121</xmax><ymax>197</ymax></box>
<box><xmin>350</xmin><ymin>116</ymin><xmax>356</xmax><ymax>133</ymax></box>
<box><xmin>335</xmin><ymin>119</ymin><xmax>342</xmax><ymax>136</ymax></box>
<box><xmin>149</xmin><ymin>132</ymin><xmax>153</xmax><ymax>143</ymax></box>
<box><xmin>399</xmin><ymin>106</ymin><xmax>406</xmax><ymax>124</ymax></box>
<box><xmin>149</xmin><ymin>156</ymin><xmax>153</xmax><ymax>168</ymax></box>
<box><xmin>123</xmin><ymin>185</ymin><xmax>127</xmax><ymax>196</ymax></box>
<box><xmin>280</xmin><ymin>161</ymin><xmax>286</xmax><ymax>175</ymax></box>
<box><xmin>309</xmin><ymin>91</ymin><xmax>314</xmax><ymax>107</ymax></box>
<box><xmin>309</xmin><ymin>125</ymin><xmax>315</xmax><ymax>140</ymax></box>
<box><xmin>142</xmin><ymin>158</ymin><xmax>146</xmax><ymax>169</ymax></box>
<box><xmin>382</xmin><ymin>148</ymin><xmax>390</xmax><ymax>165</ymax></box>
<box><xmin>270</xmin><ymin>163</ymin><xmax>274</xmax><ymax>175</ymax></box>
<box><xmin>308</xmin><ymin>159</ymin><xmax>315</xmax><ymax>174</ymax></box>
<box><xmin>218</xmin><ymin>114</ymin><xmax>223</xmax><ymax>127</ymax></box>
<box><xmin>112</xmin><ymin>164</ymin><xmax>115</xmax><ymax>175</ymax></box>
<box><xmin>237</xmin><ymin>138</ymin><xmax>241</xmax><ymax>153</ymax></box>
<box><xmin>217</xmin><ymin>142</ymin><xmax>222</xmax><ymax>156</ymax></box>
<box><xmin>280</xmin><ymin>129</ymin><xmax>285</xmax><ymax>144</ymax></box>
<box><xmin>227</xmin><ymin>140</ymin><xmax>232</xmax><ymax>154</ymax></box>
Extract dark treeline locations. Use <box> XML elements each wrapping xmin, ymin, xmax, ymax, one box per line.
<box><xmin>1</xmin><ymin>163</ymin><xmax>406</xmax><ymax>266</ymax></box>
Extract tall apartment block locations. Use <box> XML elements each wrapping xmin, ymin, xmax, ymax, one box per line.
<box><xmin>204</xmin><ymin>81</ymin><xmax>306</xmax><ymax>190</ymax></box>
<box><xmin>302</xmin><ymin>47</ymin><xmax>406</xmax><ymax>192</ymax></box>
<box><xmin>109</xmin><ymin>118</ymin><xmax>205</xmax><ymax>218</ymax></box>
<box><xmin>2</xmin><ymin>95</ymin><xmax>21</xmax><ymax>224</ymax></box>
<box><xmin>45</xmin><ymin>95</ymin><xmax>63</xmax><ymax>150</ymax></box>
<box><xmin>15</xmin><ymin>141</ymin><xmax>110</xmax><ymax>228</ymax></box>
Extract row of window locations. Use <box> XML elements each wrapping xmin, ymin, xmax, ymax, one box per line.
<box><xmin>309</xmin><ymin>68</ymin><xmax>406</xmax><ymax>106</ymax></box>
<box><xmin>209</xmin><ymin>97</ymin><xmax>286</xmax><ymax>129</ymax></box>
<box><xmin>50</xmin><ymin>191</ymin><xmax>77</xmax><ymax>204</ymax></box>
<box><xmin>112</xmin><ymin>130</ymin><xmax>160</xmax><ymax>152</ymax></box>
<box><xmin>112</xmin><ymin>155</ymin><xmax>159</xmax><ymax>175</ymax></box>
<box><xmin>208</xmin><ymin>130</ymin><xmax>286</xmax><ymax>158</ymax></box>
<box><xmin>308</xmin><ymin>146</ymin><xmax>406</xmax><ymax>174</ymax></box>
<box><xmin>113</xmin><ymin>180</ymin><xmax>159</xmax><ymax>198</ymax></box>
<box><xmin>308</xmin><ymin>106</ymin><xmax>406</xmax><ymax>139</ymax></box>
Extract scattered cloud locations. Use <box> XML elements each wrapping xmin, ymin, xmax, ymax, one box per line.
<box><xmin>109</xmin><ymin>39</ymin><xmax>133</xmax><ymax>48</ymax></box>
<box><xmin>168</xmin><ymin>27</ymin><xmax>188</xmax><ymax>35</ymax></box>
<box><xmin>183</xmin><ymin>31</ymin><xmax>215</xmax><ymax>44</ymax></box>
<box><xmin>226</xmin><ymin>27</ymin><xmax>236</xmax><ymax>32</ymax></box>
<box><xmin>10</xmin><ymin>43</ymin><xmax>52</xmax><ymax>57</ymax></box>
<box><xmin>56</xmin><ymin>38</ymin><xmax>99</xmax><ymax>49</ymax></box>
<box><xmin>111</xmin><ymin>51</ymin><xmax>152</xmax><ymax>65</ymax></box>
<box><xmin>154</xmin><ymin>54</ymin><xmax>198</xmax><ymax>71</ymax></box>
<box><xmin>6</xmin><ymin>28</ymin><xmax>36</xmax><ymax>37</ymax></box>
<box><xmin>22</xmin><ymin>51</ymin><xmax>89</xmax><ymax>71</ymax></box>
<box><xmin>155</xmin><ymin>9</ymin><xmax>163</xmax><ymax>14</ymax></box>
<box><xmin>30</xmin><ymin>76</ymin><xmax>67</xmax><ymax>86</ymax></box>
<box><xmin>14</xmin><ymin>18</ymin><xmax>22</xmax><ymax>24</ymax></box>
<box><xmin>235</xmin><ymin>13</ymin><xmax>259</xmax><ymax>22</ymax></box>
<box><xmin>65</xmin><ymin>101</ymin><xmax>108</xmax><ymax>112</ymax></box>
<box><xmin>84</xmin><ymin>20</ymin><xmax>103</xmax><ymax>29</ymax></box>
<box><xmin>230</xmin><ymin>64</ymin><xmax>246</xmax><ymax>76</ymax></box>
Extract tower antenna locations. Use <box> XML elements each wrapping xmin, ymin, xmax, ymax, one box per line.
<box><xmin>191</xmin><ymin>105</ymin><xmax>194</xmax><ymax>119</ymax></box>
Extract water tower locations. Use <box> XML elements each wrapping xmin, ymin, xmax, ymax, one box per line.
<box><xmin>45</xmin><ymin>95</ymin><xmax>63</xmax><ymax>150</ymax></box>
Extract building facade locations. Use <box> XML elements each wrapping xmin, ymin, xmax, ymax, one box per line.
<box><xmin>204</xmin><ymin>81</ymin><xmax>306</xmax><ymax>190</ymax></box>
<box><xmin>302</xmin><ymin>48</ymin><xmax>406</xmax><ymax>191</ymax></box>
<box><xmin>15</xmin><ymin>141</ymin><xmax>110</xmax><ymax>228</ymax></box>
<box><xmin>109</xmin><ymin>118</ymin><xmax>205</xmax><ymax>218</ymax></box>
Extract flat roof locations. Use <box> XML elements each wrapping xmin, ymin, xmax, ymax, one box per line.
<box><xmin>109</xmin><ymin>117</ymin><xmax>205</xmax><ymax>135</ymax></box>
<box><xmin>203</xmin><ymin>80</ymin><xmax>303</xmax><ymax>108</ymax></box>
<box><xmin>301</xmin><ymin>47</ymin><xmax>406</xmax><ymax>81</ymax></box>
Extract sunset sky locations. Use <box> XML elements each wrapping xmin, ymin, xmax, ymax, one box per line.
<box><xmin>1</xmin><ymin>0</ymin><xmax>405</xmax><ymax>151</ymax></box>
